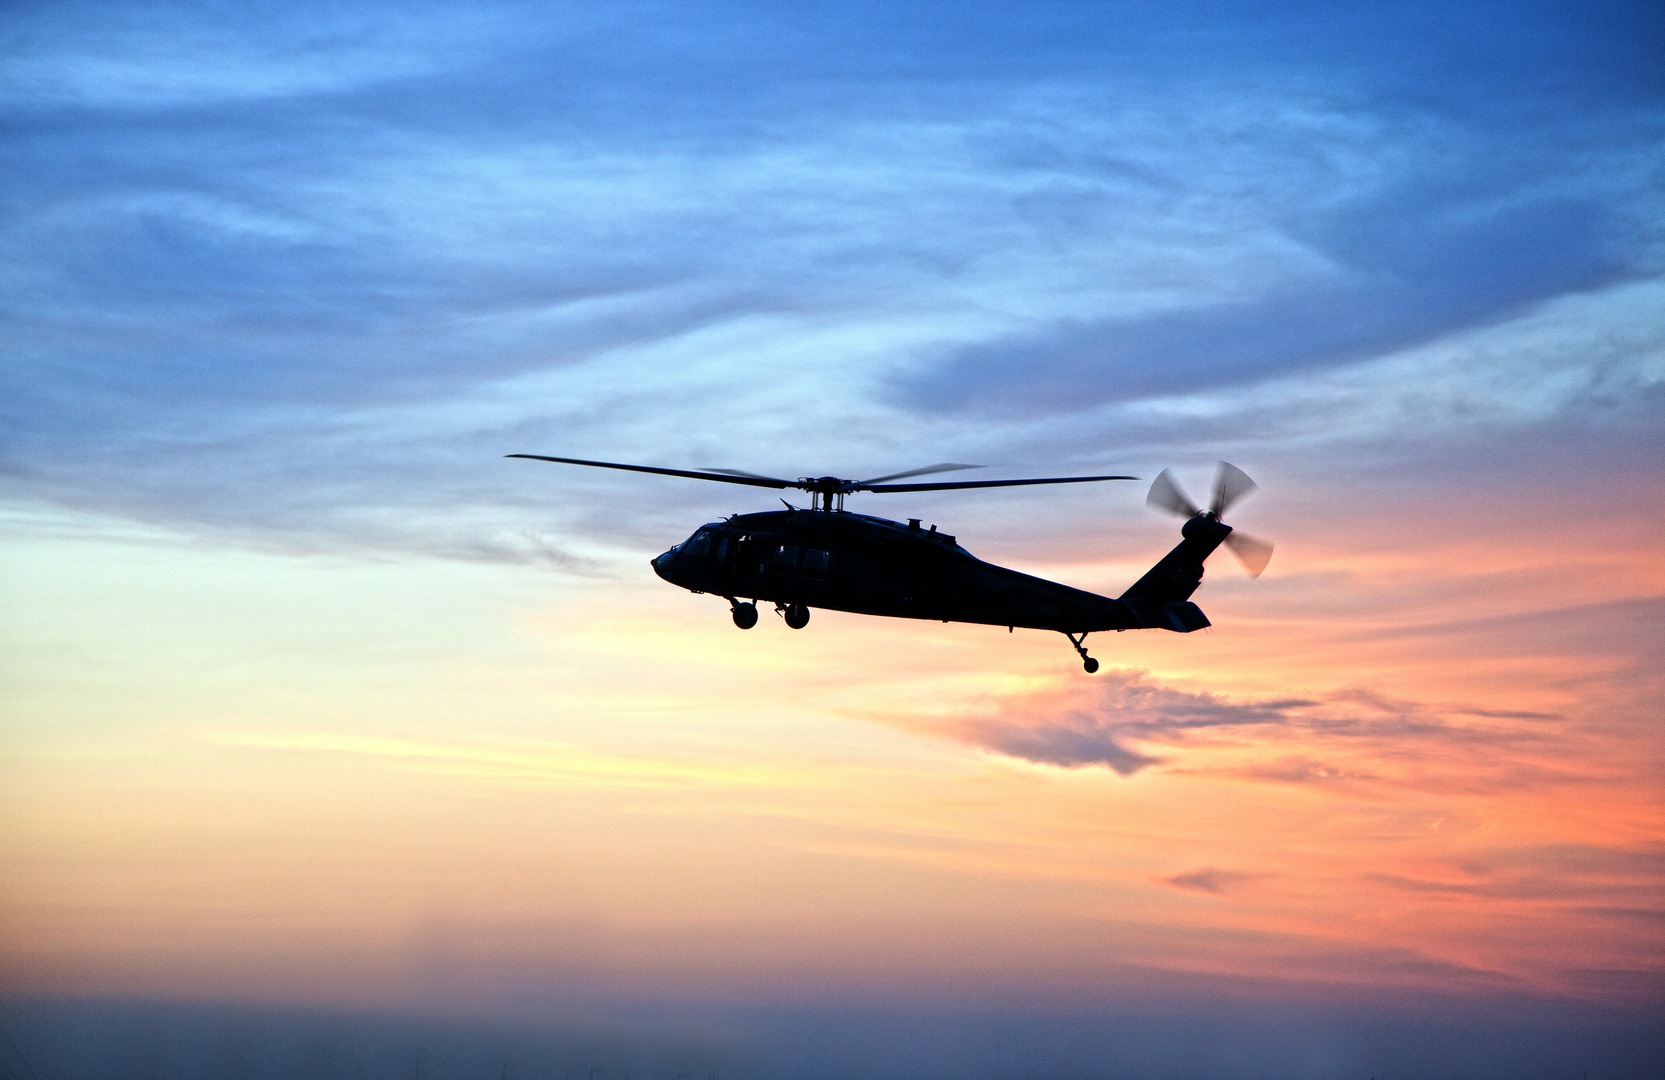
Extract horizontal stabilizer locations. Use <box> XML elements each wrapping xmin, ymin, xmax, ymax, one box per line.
<box><xmin>1124</xmin><ymin>600</ymin><xmax>1211</xmax><ymax>633</ymax></box>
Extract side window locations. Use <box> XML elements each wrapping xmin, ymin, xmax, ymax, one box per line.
<box><xmin>736</xmin><ymin>535</ymin><xmax>764</xmax><ymax>572</ymax></box>
<box><xmin>803</xmin><ymin>549</ymin><xmax>830</xmax><ymax>579</ymax></box>
<box><xmin>715</xmin><ymin>535</ymin><xmax>730</xmax><ymax>566</ymax></box>
<box><xmin>772</xmin><ymin>545</ymin><xmax>798</xmax><ymax>574</ymax></box>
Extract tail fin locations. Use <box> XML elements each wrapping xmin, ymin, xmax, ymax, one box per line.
<box><xmin>1118</xmin><ymin>515</ymin><xmax>1233</xmax><ymax>632</ymax></box>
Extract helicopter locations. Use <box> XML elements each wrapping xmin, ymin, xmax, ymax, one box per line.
<box><xmin>507</xmin><ymin>455</ymin><xmax>1273</xmax><ymax>672</ymax></box>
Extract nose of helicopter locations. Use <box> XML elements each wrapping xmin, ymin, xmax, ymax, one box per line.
<box><xmin>650</xmin><ymin>550</ymin><xmax>674</xmax><ymax>581</ymax></box>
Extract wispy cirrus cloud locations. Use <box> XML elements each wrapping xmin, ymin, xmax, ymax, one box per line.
<box><xmin>2</xmin><ymin>0</ymin><xmax>1659</xmax><ymax>566</ymax></box>
<box><xmin>1372</xmin><ymin>844</ymin><xmax>1665</xmax><ymax>905</ymax></box>
<box><xmin>902</xmin><ymin>193</ymin><xmax>1642</xmax><ymax>415</ymax></box>
<box><xmin>929</xmin><ymin>669</ymin><xmax>1311</xmax><ymax>774</ymax></box>
<box><xmin>1164</xmin><ymin>868</ymin><xmax>1263</xmax><ymax>895</ymax></box>
<box><xmin>899</xmin><ymin>668</ymin><xmax>1600</xmax><ymax>785</ymax></box>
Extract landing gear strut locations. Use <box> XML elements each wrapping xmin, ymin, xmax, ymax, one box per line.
<box><xmin>1063</xmin><ymin>631</ymin><xmax>1099</xmax><ymax>673</ymax></box>
<box><xmin>778</xmin><ymin>602</ymin><xmax>810</xmax><ymax>629</ymax></box>
<box><xmin>728</xmin><ymin>597</ymin><xmax>758</xmax><ymax>629</ymax></box>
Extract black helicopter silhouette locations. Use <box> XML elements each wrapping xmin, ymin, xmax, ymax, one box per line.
<box><xmin>508</xmin><ymin>455</ymin><xmax>1273</xmax><ymax>671</ymax></box>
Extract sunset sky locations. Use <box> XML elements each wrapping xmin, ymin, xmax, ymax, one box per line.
<box><xmin>2</xmin><ymin>0</ymin><xmax>1662</xmax><ymax>1075</ymax></box>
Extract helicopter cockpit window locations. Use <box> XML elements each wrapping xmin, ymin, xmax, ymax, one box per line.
<box><xmin>682</xmin><ymin>529</ymin><xmax>712</xmax><ymax>558</ymax></box>
<box><xmin>772</xmin><ymin>545</ymin><xmax>798</xmax><ymax>574</ymax></box>
<box><xmin>803</xmin><ymin>549</ymin><xmax>830</xmax><ymax>579</ymax></box>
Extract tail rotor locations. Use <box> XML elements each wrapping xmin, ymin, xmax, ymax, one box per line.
<box><xmin>1209</xmin><ymin>461</ymin><xmax>1258</xmax><ymax>518</ymax></box>
<box><xmin>1222</xmin><ymin>529</ymin><xmax>1274</xmax><ymax>577</ymax></box>
<box><xmin>1146</xmin><ymin>468</ymin><xmax>1201</xmax><ymax>519</ymax></box>
<box><xmin>1146</xmin><ymin>462</ymin><xmax>1275</xmax><ymax>578</ymax></box>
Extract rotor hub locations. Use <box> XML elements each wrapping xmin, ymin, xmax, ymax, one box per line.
<box><xmin>799</xmin><ymin>476</ymin><xmax>854</xmax><ymax>493</ymax></box>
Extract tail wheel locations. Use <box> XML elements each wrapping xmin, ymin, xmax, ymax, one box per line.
<box><xmin>1063</xmin><ymin>630</ymin><xmax>1098</xmax><ymax>673</ymax></box>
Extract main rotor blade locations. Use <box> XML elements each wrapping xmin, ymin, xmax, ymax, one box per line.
<box><xmin>506</xmin><ymin>455</ymin><xmax>795</xmax><ymax>489</ymax></box>
<box><xmin>1211</xmin><ymin>461</ymin><xmax>1259</xmax><ymax>517</ymax></box>
<box><xmin>864</xmin><ymin>474</ymin><xmax>1136</xmax><ymax>493</ymax></box>
<box><xmin>702</xmin><ymin>467</ymin><xmax>789</xmax><ymax>480</ymax></box>
<box><xmin>1224</xmin><ymin>530</ymin><xmax>1274</xmax><ymax>578</ymax></box>
<box><xmin>856</xmin><ymin>463</ymin><xmax>984</xmax><ymax>486</ymax></box>
<box><xmin>1147</xmin><ymin>469</ymin><xmax>1200</xmax><ymax>518</ymax></box>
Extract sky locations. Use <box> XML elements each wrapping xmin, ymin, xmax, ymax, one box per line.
<box><xmin>2</xmin><ymin>0</ymin><xmax>1663</xmax><ymax>1076</ymax></box>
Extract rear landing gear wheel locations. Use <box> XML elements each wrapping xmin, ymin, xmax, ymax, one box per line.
<box><xmin>1083</xmin><ymin>657</ymin><xmax>1099</xmax><ymax>674</ymax></box>
<box><xmin>783</xmin><ymin>603</ymin><xmax>810</xmax><ymax>629</ymax></box>
<box><xmin>731</xmin><ymin>601</ymin><xmax>758</xmax><ymax>629</ymax></box>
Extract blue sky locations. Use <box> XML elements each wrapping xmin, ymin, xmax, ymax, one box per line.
<box><xmin>4</xmin><ymin>0</ymin><xmax>1659</xmax><ymax>560</ymax></box>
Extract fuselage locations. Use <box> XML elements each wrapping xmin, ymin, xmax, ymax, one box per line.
<box><xmin>649</xmin><ymin>508</ymin><xmax>1205</xmax><ymax>633</ymax></box>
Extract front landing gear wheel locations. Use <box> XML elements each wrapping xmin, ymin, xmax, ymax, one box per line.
<box><xmin>730</xmin><ymin>601</ymin><xmax>758</xmax><ymax>629</ymax></box>
<box><xmin>1083</xmin><ymin>657</ymin><xmax>1099</xmax><ymax>674</ymax></box>
<box><xmin>783</xmin><ymin>603</ymin><xmax>810</xmax><ymax>629</ymax></box>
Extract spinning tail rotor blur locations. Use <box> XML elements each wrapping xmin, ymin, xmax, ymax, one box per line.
<box><xmin>1146</xmin><ymin>462</ymin><xmax>1275</xmax><ymax>577</ymax></box>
